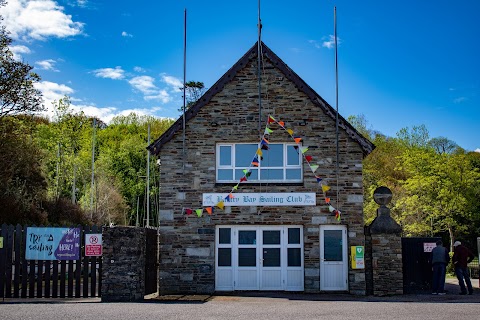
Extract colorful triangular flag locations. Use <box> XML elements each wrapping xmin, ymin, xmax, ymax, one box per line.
<box><xmin>196</xmin><ymin>209</ymin><xmax>203</xmax><ymax>217</ymax></box>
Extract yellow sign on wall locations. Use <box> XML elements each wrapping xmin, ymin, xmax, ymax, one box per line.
<box><xmin>0</xmin><ymin>236</ymin><xmax>3</xmax><ymax>249</ymax></box>
<box><xmin>351</xmin><ymin>246</ymin><xmax>365</xmax><ymax>269</ymax></box>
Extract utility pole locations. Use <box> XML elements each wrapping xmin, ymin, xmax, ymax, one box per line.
<box><xmin>90</xmin><ymin>118</ymin><xmax>96</xmax><ymax>219</ymax></box>
<box><xmin>146</xmin><ymin>123</ymin><xmax>150</xmax><ymax>227</ymax></box>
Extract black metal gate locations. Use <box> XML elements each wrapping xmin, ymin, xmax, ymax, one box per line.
<box><xmin>402</xmin><ymin>237</ymin><xmax>441</xmax><ymax>294</ymax></box>
<box><xmin>144</xmin><ymin>227</ymin><xmax>158</xmax><ymax>295</ymax></box>
<box><xmin>0</xmin><ymin>224</ymin><xmax>102</xmax><ymax>299</ymax></box>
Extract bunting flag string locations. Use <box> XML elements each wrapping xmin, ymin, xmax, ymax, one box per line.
<box><xmin>265</xmin><ymin>115</ymin><xmax>341</xmax><ymax>221</ymax></box>
<box><xmin>183</xmin><ymin>114</ymin><xmax>341</xmax><ymax>221</ymax></box>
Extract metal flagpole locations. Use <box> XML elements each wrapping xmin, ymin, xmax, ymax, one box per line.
<box><xmin>90</xmin><ymin>118</ymin><xmax>96</xmax><ymax>219</ymax></box>
<box><xmin>182</xmin><ymin>9</ymin><xmax>187</xmax><ymax>176</ymax></box>
<box><xmin>257</xmin><ymin>0</ymin><xmax>262</xmax><ymax>135</ymax></box>
<box><xmin>334</xmin><ymin>7</ymin><xmax>340</xmax><ymax>209</ymax></box>
<box><xmin>147</xmin><ymin>123</ymin><xmax>150</xmax><ymax>227</ymax></box>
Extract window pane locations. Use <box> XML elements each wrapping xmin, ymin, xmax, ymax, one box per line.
<box><xmin>263</xmin><ymin>230</ymin><xmax>280</xmax><ymax>244</ymax></box>
<box><xmin>288</xmin><ymin>228</ymin><xmax>300</xmax><ymax>244</ymax></box>
<box><xmin>324</xmin><ymin>230</ymin><xmax>343</xmax><ymax>261</ymax></box>
<box><xmin>288</xmin><ymin>248</ymin><xmax>301</xmax><ymax>267</ymax></box>
<box><xmin>235</xmin><ymin>169</ymin><xmax>258</xmax><ymax>181</ymax></box>
<box><xmin>219</xmin><ymin>145</ymin><xmax>231</xmax><ymax>166</ymax></box>
<box><xmin>287</xmin><ymin>145</ymin><xmax>300</xmax><ymax>165</ymax></box>
<box><xmin>218</xmin><ymin>169</ymin><xmax>233</xmax><ymax>181</ymax></box>
<box><xmin>219</xmin><ymin>228</ymin><xmax>231</xmax><ymax>244</ymax></box>
<box><xmin>238</xmin><ymin>248</ymin><xmax>256</xmax><ymax>266</ymax></box>
<box><xmin>218</xmin><ymin>248</ymin><xmax>231</xmax><ymax>267</ymax></box>
<box><xmin>239</xmin><ymin>231</ymin><xmax>256</xmax><ymax>245</ymax></box>
<box><xmin>260</xmin><ymin>169</ymin><xmax>283</xmax><ymax>180</ymax></box>
<box><xmin>235</xmin><ymin>144</ymin><xmax>258</xmax><ymax>167</ymax></box>
<box><xmin>262</xmin><ymin>144</ymin><xmax>283</xmax><ymax>167</ymax></box>
<box><xmin>263</xmin><ymin>248</ymin><xmax>280</xmax><ymax>267</ymax></box>
<box><xmin>286</xmin><ymin>169</ymin><xmax>301</xmax><ymax>180</ymax></box>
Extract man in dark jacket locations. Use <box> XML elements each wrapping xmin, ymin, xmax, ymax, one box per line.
<box><xmin>452</xmin><ymin>241</ymin><xmax>475</xmax><ymax>295</ymax></box>
<box><xmin>431</xmin><ymin>240</ymin><xmax>450</xmax><ymax>295</ymax></box>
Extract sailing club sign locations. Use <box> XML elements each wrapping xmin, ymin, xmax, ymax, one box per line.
<box><xmin>203</xmin><ymin>192</ymin><xmax>316</xmax><ymax>207</ymax></box>
<box><xmin>25</xmin><ymin>227</ymin><xmax>80</xmax><ymax>260</ymax></box>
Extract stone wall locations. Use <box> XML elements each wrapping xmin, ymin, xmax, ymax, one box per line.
<box><xmin>370</xmin><ymin>233</ymin><xmax>403</xmax><ymax>295</ymax></box>
<box><xmin>156</xmin><ymin>48</ymin><xmax>368</xmax><ymax>295</ymax></box>
<box><xmin>101</xmin><ymin>226</ymin><xmax>146</xmax><ymax>302</ymax></box>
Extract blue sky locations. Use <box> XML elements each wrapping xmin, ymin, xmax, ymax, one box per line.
<box><xmin>1</xmin><ymin>0</ymin><xmax>479</xmax><ymax>151</ymax></box>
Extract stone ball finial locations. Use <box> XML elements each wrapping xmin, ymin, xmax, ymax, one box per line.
<box><xmin>373</xmin><ymin>186</ymin><xmax>392</xmax><ymax>206</ymax></box>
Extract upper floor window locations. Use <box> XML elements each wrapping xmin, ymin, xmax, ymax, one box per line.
<box><xmin>216</xmin><ymin>143</ymin><xmax>302</xmax><ymax>183</ymax></box>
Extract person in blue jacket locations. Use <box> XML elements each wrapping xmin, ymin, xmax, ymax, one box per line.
<box><xmin>431</xmin><ymin>240</ymin><xmax>450</xmax><ymax>295</ymax></box>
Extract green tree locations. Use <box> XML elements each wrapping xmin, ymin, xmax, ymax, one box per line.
<box><xmin>178</xmin><ymin>81</ymin><xmax>206</xmax><ymax>112</ymax></box>
<box><xmin>0</xmin><ymin>3</ymin><xmax>43</xmax><ymax>117</ymax></box>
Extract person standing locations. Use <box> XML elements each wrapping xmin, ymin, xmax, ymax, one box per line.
<box><xmin>431</xmin><ymin>240</ymin><xmax>449</xmax><ymax>295</ymax></box>
<box><xmin>452</xmin><ymin>241</ymin><xmax>475</xmax><ymax>295</ymax></box>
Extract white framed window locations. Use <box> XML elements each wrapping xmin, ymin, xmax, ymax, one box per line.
<box><xmin>216</xmin><ymin>143</ymin><xmax>303</xmax><ymax>183</ymax></box>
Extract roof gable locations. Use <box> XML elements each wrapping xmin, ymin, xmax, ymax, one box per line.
<box><xmin>148</xmin><ymin>41</ymin><xmax>375</xmax><ymax>156</ymax></box>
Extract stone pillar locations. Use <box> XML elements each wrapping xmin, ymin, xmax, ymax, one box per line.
<box><xmin>101</xmin><ymin>226</ymin><xmax>146</xmax><ymax>302</ymax></box>
<box><xmin>368</xmin><ymin>186</ymin><xmax>403</xmax><ymax>296</ymax></box>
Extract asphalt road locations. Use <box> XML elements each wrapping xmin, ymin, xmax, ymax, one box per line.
<box><xmin>1</xmin><ymin>297</ymin><xmax>479</xmax><ymax>320</ymax></box>
<box><xmin>1</xmin><ymin>279</ymin><xmax>479</xmax><ymax>320</ymax></box>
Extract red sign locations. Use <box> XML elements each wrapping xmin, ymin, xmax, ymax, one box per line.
<box><xmin>85</xmin><ymin>233</ymin><xmax>103</xmax><ymax>257</ymax></box>
<box><xmin>86</xmin><ymin>245</ymin><xmax>102</xmax><ymax>256</ymax></box>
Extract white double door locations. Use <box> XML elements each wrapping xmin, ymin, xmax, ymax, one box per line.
<box><xmin>320</xmin><ymin>225</ymin><xmax>348</xmax><ymax>291</ymax></box>
<box><xmin>216</xmin><ymin>225</ymin><xmax>304</xmax><ymax>291</ymax></box>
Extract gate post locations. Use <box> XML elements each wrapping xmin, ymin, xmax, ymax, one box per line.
<box><xmin>101</xmin><ymin>226</ymin><xmax>146</xmax><ymax>302</ymax></box>
<box><xmin>366</xmin><ymin>186</ymin><xmax>403</xmax><ymax>296</ymax></box>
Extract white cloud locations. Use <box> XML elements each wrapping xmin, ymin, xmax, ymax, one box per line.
<box><xmin>453</xmin><ymin>97</ymin><xmax>467</xmax><ymax>104</ymax></box>
<box><xmin>35</xmin><ymin>59</ymin><xmax>59</xmax><ymax>72</ymax></box>
<box><xmin>475</xmin><ymin>149</ymin><xmax>480</xmax><ymax>153</ymax></box>
<box><xmin>9</xmin><ymin>44</ymin><xmax>31</xmax><ymax>60</ymax></box>
<box><xmin>34</xmin><ymin>80</ymin><xmax>75</xmax><ymax>117</ymax></box>
<box><xmin>128</xmin><ymin>76</ymin><xmax>157</xmax><ymax>95</ymax></box>
<box><xmin>145</xmin><ymin>90</ymin><xmax>171</xmax><ymax>103</ymax></box>
<box><xmin>308</xmin><ymin>40</ymin><xmax>321</xmax><ymax>49</ymax></box>
<box><xmin>76</xmin><ymin>0</ymin><xmax>88</xmax><ymax>7</ymax></box>
<box><xmin>33</xmin><ymin>80</ymin><xmax>169</xmax><ymax>124</ymax></box>
<box><xmin>0</xmin><ymin>0</ymin><xmax>84</xmax><ymax>41</ymax></box>
<box><xmin>92</xmin><ymin>67</ymin><xmax>125</xmax><ymax>80</ymax></box>
<box><xmin>134</xmin><ymin>66</ymin><xmax>146</xmax><ymax>73</ymax></box>
<box><xmin>121</xmin><ymin>31</ymin><xmax>133</xmax><ymax>38</ymax></box>
<box><xmin>319</xmin><ymin>35</ymin><xmax>342</xmax><ymax>49</ymax></box>
<box><xmin>161</xmin><ymin>74</ymin><xmax>182</xmax><ymax>92</ymax></box>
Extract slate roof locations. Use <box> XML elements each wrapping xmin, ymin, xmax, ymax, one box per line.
<box><xmin>147</xmin><ymin>41</ymin><xmax>375</xmax><ymax>156</ymax></box>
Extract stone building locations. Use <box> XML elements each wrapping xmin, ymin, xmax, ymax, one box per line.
<box><xmin>148</xmin><ymin>42</ymin><xmax>375</xmax><ymax>295</ymax></box>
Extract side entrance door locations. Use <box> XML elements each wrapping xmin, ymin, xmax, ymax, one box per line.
<box><xmin>320</xmin><ymin>225</ymin><xmax>348</xmax><ymax>291</ymax></box>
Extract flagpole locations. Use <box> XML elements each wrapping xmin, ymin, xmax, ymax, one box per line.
<box><xmin>257</xmin><ymin>0</ymin><xmax>262</xmax><ymax>136</ymax></box>
<box><xmin>182</xmin><ymin>8</ymin><xmax>187</xmax><ymax>177</ymax></box>
<box><xmin>334</xmin><ymin>6</ymin><xmax>340</xmax><ymax>209</ymax></box>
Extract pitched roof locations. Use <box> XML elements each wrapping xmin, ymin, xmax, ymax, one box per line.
<box><xmin>147</xmin><ymin>41</ymin><xmax>375</xmax><ymax>156</ymax></box>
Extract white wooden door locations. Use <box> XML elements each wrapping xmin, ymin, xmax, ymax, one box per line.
<box><xmin>320</xmin><ymin>225</ymin><xmax>348</xmax><ymax>291</ymax></box>
<box><xmin>260</xmin><ymin>227</ymin><xmax>283</xmax><ymax>290</ymax></box>
<box><xmin>215</xmin><ymin>226</ymin><xmax>304</xmax><ymax>291</ymax></box>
